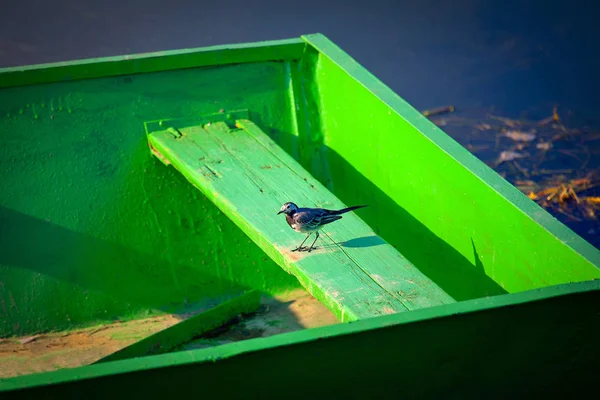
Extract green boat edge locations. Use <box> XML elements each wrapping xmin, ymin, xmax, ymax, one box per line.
<box><xmin>1</xmin><ymin>279</ymin><xmax>598</xmax><ymax>392</ymax></box>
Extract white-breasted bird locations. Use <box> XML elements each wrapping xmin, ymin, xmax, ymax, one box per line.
<box><xmin>277</xmin><ymin>202</ymin><xmax>368</xmax><ymax>252</ymax></box>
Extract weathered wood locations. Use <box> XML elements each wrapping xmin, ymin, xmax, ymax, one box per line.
<box><xmin>96</xmin><ymin>290</ymin><xmax>261</xmax><ymax>363</ymax></box>
<box><xmin>147</xmin><ymin>117</ymin><xmax>455</xmax><ymax>321</ymax></box>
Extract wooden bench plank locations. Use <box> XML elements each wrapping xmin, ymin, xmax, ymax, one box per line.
<box><xmin>95</xmin><ymin>290</ymin><xmax>261</xmax><ymax>363</ymax></box>
<box><xmin>147</xmin><ymin>117</ymin><xmax>455</xmax><ymax>321</ymax></box>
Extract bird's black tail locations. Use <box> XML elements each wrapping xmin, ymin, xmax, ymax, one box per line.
<box><xmin>333</xmin><ymin>205</ymin><xmax>369</xmax><ymax>215</ymax></box>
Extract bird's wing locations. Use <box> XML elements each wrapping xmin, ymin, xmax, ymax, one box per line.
<box><xmin>295</xmin><ymin>209</ymin><xmax>341</xmax><ymax>229</ymax></box>
<box><xmin>295</xmin><ymin>210</ymin><xmax>322</xmax><ymax>229</ymax></box>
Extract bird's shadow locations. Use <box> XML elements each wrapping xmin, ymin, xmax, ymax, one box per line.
<box><xmin>321</xmin><ymin>235</ymin><xmax>386</xmax><ymax>249</ymax></box>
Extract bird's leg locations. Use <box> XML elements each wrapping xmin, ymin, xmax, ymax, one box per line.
<box><xmin>307</xmin><ymin>231</ymin><xmax>320</xmax><ymax>252</ymax></box>
<box><xmin>292</xmin><ymin>234</ymin><xmax>310</xmax><ymax>252</ymax></box>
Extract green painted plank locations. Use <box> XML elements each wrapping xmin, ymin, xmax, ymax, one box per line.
<box><xmin>95</xmin><ymin>290</ymin><xmax>261</xmax><ymax>364</ymax></box>
<box><xmin>147</xmin><ymin>118</ymin><xmax>455</xmax><ymax>321</ymax></box>
<box><xmin>0</xmin><ymin>38</ymin><xmax>305</xmax><ymax>89</ymax></box>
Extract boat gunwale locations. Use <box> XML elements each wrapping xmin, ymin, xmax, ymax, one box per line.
<box><xmin>0</xmin><ymin>37</ymin><xmax>306</xmax><ymax>89</ymax></box>
<box><xmin>0</xmin><ymin>279</ymin><xmax>598</xmax><ymax>392</ymax></box>
<box><xmin>300</xmin><ymin>33</ymin><xmax>600</xmax><ymax>271</ymax></box>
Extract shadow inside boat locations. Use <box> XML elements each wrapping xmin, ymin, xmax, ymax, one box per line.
<box><xmin>318</xmin><ymin>235</ymin><xmax>387</xmax><ymax>249</ymax></box>
<box><xmin>0</xmin><ymin>206</ymin><xmax>247</xmax><ymax>310</ymax></box>
<box><xmin>340</xmin><ymin>235</ymin><xmax>387</xmax><ymax>248</ymax></box>
<box><xmin>0</xmin><ymin>205</ymin><xmax>309</xmax><ymax>338</ymax></box>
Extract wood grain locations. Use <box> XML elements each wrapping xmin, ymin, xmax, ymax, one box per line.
<box><xmin>148</xmin><ymin>119</ymin><xmax>455</xmax><ymax>321</ymax></box>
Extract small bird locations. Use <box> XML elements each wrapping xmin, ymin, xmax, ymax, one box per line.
<box><xmin>277</xmin><ymin>202</ymin><xmax>368</xmax><ymax>252</ymax></box>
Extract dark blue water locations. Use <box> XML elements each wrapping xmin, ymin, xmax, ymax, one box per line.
<box><xmin>2</xmin><ymin>0</ymin><xmax>599</xmax><ymax>248</ymax></box>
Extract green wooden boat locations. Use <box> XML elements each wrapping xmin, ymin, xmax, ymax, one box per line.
<box><xmin>0</xmin><ymin>33</ymin><xmax>598</xmax><ymax>398</ymax></box>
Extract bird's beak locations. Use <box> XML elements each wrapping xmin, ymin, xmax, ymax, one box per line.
<box><xmin>277</xmin><ymin>211</ymin><xmax>283</xmax><ymax>215</ymax></box>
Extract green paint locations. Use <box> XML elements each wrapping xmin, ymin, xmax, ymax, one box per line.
<box><xmin>0</xmin><ymin>33</ymin><xmax>599</xmax><ymax>391</ymax></box>
<box><xmin>0</xmin><ymin>58</ymin><xmax>302</xmax><ymax>338</ymax></box>
<box><xmin>96</xmin><ymin>289</ymin><xmax>261</xmax><ymax>363</ymax></box>
<box><xmin>0</xmin><ymin>38</ymin><xmax>306</xmax><ymax>88</ymax></box>
<box><xmin>148</xmin><ymin>118</ymin><xmax>455</xmax><ymax>321</ymax></box>
<box><xmin>296</xmin><ymin>34</ymin><xmax>600</xmax><ymax>300</ymax></box>
<box><xmin>1</xmin><ymin>280</ymin><xmax>598</xmax><ymax>397</ymax></box>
